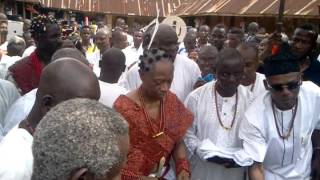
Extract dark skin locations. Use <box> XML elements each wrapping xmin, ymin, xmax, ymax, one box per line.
<box><xmin>265</xmin><ymin>72</ymin><xmax>301</xmax><ymax>110</ymax></box>
<box><xmin>0</xmin><ymin>21</ymin><xmax>8</xmax><ymax>44</ymax></box>
<box><xmin>150</xmin><ymin>24</ymin><xmax>179</xmax><ymax>61</ymax></box>
<box><xmin>95</xmin><ymin>31</ymin><xmax>110</xmax><ymax>53</ymax></box>
<box><xmin>198</xmin><ymin>25</ymin><xmax>210</xmax><ymax>47</ymax></box>
<box><xmin>215</xmin><ymin>57</ymin><xmax>244</xmax><ymax>97</ymax></box>
<box><xmin>34</xmin><ymin>23</ymin><xmax>63</xmax><ymax>65</ymax></box>
<box><xmin>291</xmin><ymin>28</ymin><xmax>314</xmax><ymax>57</ymax></box>
<box><xmin>133</xmin><ymin>31</ymin><xmax>143</xmax><ymax>49</ymax></box>
<box><xmin>238</xmin><ymin>46</ymin><xmax>259</xmax><ymax>86</ymax></box>
<box><xmin>126</xmin><ymin>59</ymin><xmax>189</xmax><ymax>180</ymax></box>
<box><xmin>23</xmin><ymin>32</ymin><xmax>35</xmax><ymax>48</ymax></box>
<box><xmin>210</xmin><ymin>27</ymin><xmax>226</xmax><ymax>51</ymax></box>
<box><xmin>81</xmin><ymin>27</ymin><xmax>92</xmax><ymax>49</ymax></box>
<box><xmin>20</xmin><ymin>59</ymin><xmax>100</xmax><ymax>135</ymax></box>
<box><xmin>99</xmin><ymin>49</ymin><xmax>126</xmax><ymax>83</ymax></box>
<box><xmin>112</xmin><ymin>31</ymin><xmax>128</xmax><ymax>50</ymax></box>
<box><xmin>227</xmin><ymin>33</ymin><xmax>242</xmax><ymax>48</ymax></box>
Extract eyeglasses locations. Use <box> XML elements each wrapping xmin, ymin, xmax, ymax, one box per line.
<box><xmin>264</xmin><ymin>79</ymin><xmax>302</xmax><ymax>92</ymax></box>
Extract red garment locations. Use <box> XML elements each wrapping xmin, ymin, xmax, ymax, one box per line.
<box><xmin>8</xmin><ymin>50</ymin><xmax>44</xmax><ymax>95</ymax></box>
<box><xmin>114</xmin><ymin>92</ymin><xmax>193</xmax><ymax>180</ymax></box>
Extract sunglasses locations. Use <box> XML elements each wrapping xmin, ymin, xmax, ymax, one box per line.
<box><xmin>264</xmin><ymin>79</ymin><xmax>302</xmax><ymax>92</ymax></box>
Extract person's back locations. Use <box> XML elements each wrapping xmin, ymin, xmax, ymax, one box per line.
<box><xmin>32</xmin><ymin>98</ymin><xmax>129</xmax><ymax>180</ymax></box>
<box><xmin>0</xmin><ymin>59</ymin><xmax>100</xmax><ymax>180</ymax></box>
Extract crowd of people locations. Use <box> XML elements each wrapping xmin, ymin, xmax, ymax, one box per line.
<box><xmin>0</xmin><ymin>12</ymin><xmax>320</xmax><ymax>180</ymax></box>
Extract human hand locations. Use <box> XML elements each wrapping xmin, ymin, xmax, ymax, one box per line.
<box><xmin>176</xmin><ymin>169</ymin><xmax>190</xmax><ymax>180</ymax></box>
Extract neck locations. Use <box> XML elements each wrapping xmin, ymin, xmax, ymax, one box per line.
<box><xmin>99</xmin><ymin>73</ymin><xmax>120</xmax><ymax>84</ymax></box>
<box><xmin>199</xmin><ymin>39</ymin><xmax>207</xmax><ymax>45</ymax></box>
<box><xmin>36</xmin><ymin>49</ymin><xmax>52</xmax><ymax>65</ymax></box>
<box><xmin>82</xmin><ymin>40</ymin><xmax>90</xmax><ymax>46</ymax></box>
<box><xmin>23</xmin><ymin>107</ymin><xmax>42</xmax><ymax>134</ymax></box>
<box><xmin>134</xmin><ymin>44</ymin><xmax>140</xmax><ymax>49</ymax></box>
<box><xmin>215</xmin><ymin>82</ymin><xmax>237</xmax><ymax>97</ymax></box>
<box><xmin>242</xmin><ymin>73</ymin><xmax>257</xmax><ymax>86</ymax></box>
<box><xmin>139</xmin><ymin>86</ymin><xmax>161</xmax><ymax>105</ymax></box>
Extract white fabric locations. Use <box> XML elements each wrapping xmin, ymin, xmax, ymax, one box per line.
<box><xmin>118</xmin><ymin>54</ymin><xmax>201</xmax><ymax>101</ymax></box>
<box><xmin>244</xmin><ymin>72</ymin><xmax>266</xmax><ymax>103</ymax></box>
<box><xmin>0</xmin><ymin>41</ymin><xmax>8</xmax><ymax>52</ymax></box>
<box><xmin>178</xmin><ymin>42</ymin><xmax>188</xmax><ymax>57</ymax></box>
<box><xmin>122</xmin><ymin>45</ymin><xmax>139</xmax><ymax>68</ymax></box>
<box><xmin>22</xmin><ymin>45</ymin><xmax>36</xmax><ymax>58</ymax></box>
<box><xmin>239</xmin><ymin>81</ymin><xmax>320</xmax><ymax>180</ymax></box>
<box><xmin>197</xmin><ymin>139</ymin><xmax>253</xmax><ymax>166</ymax></box>
<box><xmin>1</xmin><ymin>89</ymin><xmax>36</xmax><ymax>137</ymax></box>
<box><xmin>0</xmin><ymin>79</ymin><xmax>20</xmax><ymax>140</ymax></box>
<box><xmin>184</xmin><ymin>81</ymin><xmax>251</xmax><ymax>180</ymax></box>
<box><xmin>0</xmin><ymin>128</ymin><xmax>33</xmax><ymax>180</ymax></box>
<box><xmin>87</xmin><ymin>50</ymin><xmax>101</xmax><ymax>76</ymax></box>
<box><xmin>98</xmin><ymin>80</ymin><xmax>128</xmax><ymax>108</ymax></box>
<box><xmin>0</xmin><ymin>55</ymin><xmax>21</xmax><ymax>79</ymax></box>
<box><xmin>127</xmin><ymin>34</ymin><xmax>133</xmax><ymax>47</ymax></box>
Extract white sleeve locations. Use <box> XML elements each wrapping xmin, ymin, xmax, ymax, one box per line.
<box><xmin>239</xmin><ymin>113</ymin><xmax>268</xmax><ymax>163</ymax></box>
<box><xmin>117</xmin><ymin>64</ymin><xmax>141</xmax><ymax>91</ymax></box>
<box><xmin>183</xmin><ymin>94</ymin><xmax>201</xmax><ymax>158</ymax></box>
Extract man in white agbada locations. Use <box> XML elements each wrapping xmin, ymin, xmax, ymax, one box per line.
<box><xmin>87</xmin><ymin>28</ymin><xmax>110</xmax><ymax>76</ymax></box>
<box><xmin>122</xmin><ymin>29</ymin><xmax>143</xmax><ymax>69</ymax></box>
<box><xmin>238</xmin><ymin>42</ymin><xmax>266</xmax><ymax>101</ymax></box>
<box><xmin>99</xmin><ymin>48</ymin><xmax>128</xmax><ymax>108</ymax></box>
<box><xmin>239</xmin><ymin>50</ymin><xmax>320</xmax><ymax>180</ymax></box>
<box><xmin>0</xmin><ymin>59</ymin><xmax>100</xmax><ymax>180</ymax></box>
<box><xmin>118</xmin><ymin>24</ymin><xmax>201</xmax><ymax>101</ymax></box>
<box><xmin>184</xmin><ymin>48</ymin><xmax>252</xmax><ymax>180</ymax></box>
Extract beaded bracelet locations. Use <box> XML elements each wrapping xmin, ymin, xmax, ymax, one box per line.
<box><xmin>175</xmin><ymin>159</ymin><xmax>190</xmax><ymax>177</ymax></box>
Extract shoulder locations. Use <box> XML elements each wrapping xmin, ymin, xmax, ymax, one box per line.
<box><xmin>175</xmin><ymin>54</ymin><xmax>199</xmax><ymax>69</ymax></box>
<box><xmin>8</xmin><ymin>56</ymin><xmax>31</xmax><ymax>72</ymax></box>
<box><xmin>186</xmin><ymin>81</ymin><xmax>213</xmax><ymax>101</ymax></box>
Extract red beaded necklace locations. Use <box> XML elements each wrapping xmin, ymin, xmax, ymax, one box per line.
<box><xmin>271</xmin><ymin>99</ymin><xmax>298</xmax><ymax>139</ymax></box>
<box><xmin>138</xmin><ymin>87</ymin><xmax>166</xmax><ymax>138</ymax></box>
<box><xmin>214</xmin><ymin>86</ymin><xmax>238</xmax><ymax>130</ymax></box>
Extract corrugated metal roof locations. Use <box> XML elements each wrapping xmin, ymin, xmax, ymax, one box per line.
<box><xmin>173</xmin><ymin>0</ymin><xmax>320</xmax><ymax>18</ymax></box>
<box><xmin>15</xmin><ymin>0</ymin><xmax>40</xmax><ymax>3</ymax></box>
<box><xmin>34</xmin><ymin>0</ymin><xmax>179</xmax><ymax>17</ymax></box>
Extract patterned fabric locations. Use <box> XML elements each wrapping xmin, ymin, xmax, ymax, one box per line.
<box><xmin>8</xmin><ymin>50</ymin><xmax>43</xmax><ymax>95</ymax></box>
<box><xmin>114</xmin><ymin>91</ymin><xmax>193</xmax><ymax>180</ymax></box>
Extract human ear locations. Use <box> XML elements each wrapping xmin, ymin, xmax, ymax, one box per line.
<box><xmin>69</xmin><ymin>168</ymin><xmax>94</xmax><ymax>180</ymax></box>
<box><xmin>41</xmin><ymin>95</ymin><xmax>54</xmax><ymax>112</ymax></box>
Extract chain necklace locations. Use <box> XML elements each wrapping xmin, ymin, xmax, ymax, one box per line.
<box><xmin>214</xmin><ymin>86</ymin><xmax>238</xmax><ymax>130</ymax></box>
<box><xmin>271</xmin><ymin>99</ymin><xmax>298</xmax><ymax>139</ymax></box>
<box><xmin>138</xmin><ymin>87</ymin><xmax>166</xmax><ymax>138</ymax></box>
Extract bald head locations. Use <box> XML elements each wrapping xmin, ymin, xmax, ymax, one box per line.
<box><xmin>51</xmin><ymin>48</ymin><xmax>89</xmax><ymax>66</ymax></box>
<box><xmin>100</xmin><ymin>48</ymin><xmax>126</xmax><ymax>83</ymax></box>
<box><xmin>216</xmin><ymin>48</ymin><xmax>244</xmax><ymax>70</ymax></box>
<box><xmin>143</xmin><ymin>24</ymin><xmax>178</xmax><ymax>60</ymax></box>
<box><xmin>111</xmin><ymin>30</ymin><xmax>128</xmax><ymax>49</ymax></box>
<box><xmin>37</xmin><ymin>59</ymin><xmax>100</xmax><ymax>105</ymax></box>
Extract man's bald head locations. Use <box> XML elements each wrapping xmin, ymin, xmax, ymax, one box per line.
<box><xmin>36</xmin><ymin>59</ymin><xmax>100</xmax><ymax>113</ymax></box>
<box><xmin>142</xmin><ymin>24</ymin><xmax>178</xmax><ymax>60</ymax></box>
<box><xmin>111</xmin><ymin>30</ymin><xmax>128</xmax><ymax>49</ymax></box>
<box><xmin>51</xmin><ymin>48</ymin><xmax>89</xmax><ymax>66</ymax></box>
<box><xmin>100</xmin><ymin>48</ymin><xmax>126</xmax><ymax>83</ymax></box>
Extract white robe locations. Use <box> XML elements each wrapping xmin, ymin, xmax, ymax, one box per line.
<box><xmin>0</xmin><ymin>55</ymin><xmax>21</xmax><ymax>79</ymax></box>
<box><xmin>184</xmin><ymin>81</ymin><xmax>251</xmax><ymax>180</ymax></box>
<box><xmin>118</xmin><ymin>54</ymin><xmax>201</xmax><ymax>101</ymax></box>
<box><xmin>98</xmin><ymin>80</ymin><xmax>128</xmax><ymax>108</ymax></box>
<box><xmin>239</xmin><ymin>81</ymin><xmax>320</xmax><ymax>180</ymax></box>
<box><xmin>1</xmin><ymin>88</ymin><xmax>36</xmax><ymax>137</ymax></box>
<box><xmin>0</xmin><ymin>79</ymin><xmax>20</xmax><ymax>140</ymax></box>
<box><xmin>0</xmin><ymin>127</ymin><xmax>33</xmax><ymax>180</ymax></box>
<box><xmin>122</xmin><ymin>45</ymin><xmax>140</xmax><ymax>68</ymax></box>
<box><xmin>244</xmin><ymin>72</ymin><xmax>266</xmax><ymax>103</ymax></box>
<box><xmin>86</xmin><ymin>50</ymin><xmax>101</xmax><ymax>76</ymax></box>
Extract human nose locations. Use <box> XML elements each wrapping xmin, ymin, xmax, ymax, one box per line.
<box><xmin>160</xmin><ymin>83</ymin><xmax>170</xmax><ymax>92</ymax></box>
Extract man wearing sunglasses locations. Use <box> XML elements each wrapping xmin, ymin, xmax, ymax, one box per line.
<box><xmin>239</xmin><ymin>48</ymin><xmax>320</xmax><ymax>180</ymax></box>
